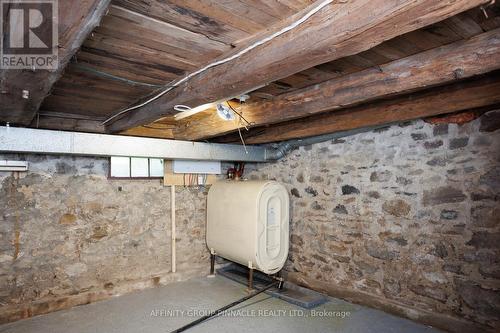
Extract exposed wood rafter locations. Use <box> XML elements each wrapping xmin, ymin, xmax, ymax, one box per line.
<box><xmin>106</xmin><ymin>0</ymin><xmax>490</xmax><ymax>133</ymax></box>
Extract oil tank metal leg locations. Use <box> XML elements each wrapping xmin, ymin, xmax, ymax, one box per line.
<box><xmin>248</xmin><ymin>267</ymin><xmax>254</xmax><ymax>292</ymax></box>
<box><xmin>208</xmin><ymin>249</ymin><xmax>216</xmax><ymax>278</ymax></box>
<box><xmin>275</xmin><ymin>271</ymin><xmax>285</xmax><ymax>290</ymax></box>
<box><xmin>247</xmin><ymin>261</ymin><xmax>254</xmax><ymax>292</ymax></box>
<box><xmin>210</xmin><ymin>254</ymin><xmax>216</xmax><ymax>275</ymax></box>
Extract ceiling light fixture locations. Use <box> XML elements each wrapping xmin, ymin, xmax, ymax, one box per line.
<box><xmin>216</xmin><ymin>103</ymin><xmax>235</xmax><ymax>121</ymax></box>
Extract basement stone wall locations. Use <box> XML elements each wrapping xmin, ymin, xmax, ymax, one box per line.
<box><xmin>245</xmin><ymin>111</ymin><xmax>500</xmax><ymax>332</ymax></box>
<box><xmin>0</xmin><ymin>155</ymin><xmax>210</xmax><ymax>323</ymax></box>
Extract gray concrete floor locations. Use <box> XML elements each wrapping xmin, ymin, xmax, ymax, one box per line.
<box><xmin>0</xmin><ymin>276</ymin><xmax>441</xmax><ymax>333</ymax></box>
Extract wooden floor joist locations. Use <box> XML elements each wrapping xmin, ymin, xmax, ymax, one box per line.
<box><xmin>106</xmin><ymin>0</ymin><xmax>490</xmax><ymax>133</ymax></box>
<box><xmin>174</xmin><ymin>28</ymin><xmax>500</xmax><ymax>140</ymax></box>
<box><xmin>212</xmin><ymin>74</ymin><xmax>500</xmax><ymax>144</ymax></box>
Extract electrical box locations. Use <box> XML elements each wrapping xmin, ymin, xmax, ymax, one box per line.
<box><xmin>172</xmin><ymin>160</ymin><xmax>221</xmax><ymax>175</ymax></box>
<box><xmin>164</xmin><ymin>161</ymin><xmax>218</xmax><ymax>186</ymax></box>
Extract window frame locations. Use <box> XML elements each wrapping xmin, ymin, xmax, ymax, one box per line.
<box><xmin>108</xmin><ymin>157</ymin><xmax>164</xmax><ymax>180</ymax></box>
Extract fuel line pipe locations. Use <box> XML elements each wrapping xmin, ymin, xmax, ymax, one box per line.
<box><xmin>170</xmin><ymin>278</ymin><xmax>284</xmax><ymax>333</ymax></box>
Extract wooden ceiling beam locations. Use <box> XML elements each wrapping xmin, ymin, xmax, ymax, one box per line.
<box><xmin>0</xmin><ymin>0</ymin><xmax>112</xmax><ymax>125</ymax></box>
<box><xmin>174</xmin><ymin>28</ymin><xmax>500</xmax><ymax>140</ymax></box>
<box><xmin>106</xmin><ymin>0</ymin><xmax>490</xmax><ymax>133</ymax></box>
<box><xmin>212</xmin><ymin>73</ymin><xmax>500</xmax><ymax>144</ymax></box>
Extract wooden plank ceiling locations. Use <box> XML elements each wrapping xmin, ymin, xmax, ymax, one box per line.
<box><xmin>4</xmin><ymin>0</ymin><xmax>500</xmax><ymax>143</ymax></box>
<box><xmin>34</xmin><ymin>0</ymin><xmax>314</xmax><ymax>137</ymax></box>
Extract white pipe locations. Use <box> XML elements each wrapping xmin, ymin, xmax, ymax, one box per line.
<box><xmin>171</xmin><ymin>185</ymin><xmax>176</xmax><ymax>273</ymax></box>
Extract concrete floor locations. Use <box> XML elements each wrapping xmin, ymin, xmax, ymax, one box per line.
<box><xmin>0</xmin><ymin>276</ymin><xmax>441</xmax><ymax>333</ymax></box>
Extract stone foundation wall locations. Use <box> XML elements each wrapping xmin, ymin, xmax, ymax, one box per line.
<box><xmin>245</xmin><ymin>111</ymin><xmax>500</xmax><ymax>332</ymax></box>
<box><xmin>0</xmin><ymin>155</ymin><xmax>210</xmax><ymax>323</ymax></box>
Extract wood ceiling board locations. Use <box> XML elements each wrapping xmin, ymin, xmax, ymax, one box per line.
<box><xmin>111</xmin><ymin>0</ymin><xmax>250</xmax><ymax>43</ymax></box>
<box><xmin>378</xmin><ymin>36</ymin><xmax>424</xmax><ymax>59</ymax></box>
<box><xmin>56</xmin><ymin>68</ymin><xmax>155</xmax><ymax>93</ymax></box>
<box><xmin>266</xmin><ymin>53</ymin><xmax>382</xmax><ymax>94</ymax></box>
<box><xmin>276</xmin><ymin>68</ymin><xmax>341</xmax><ymax>90</ymax></box>
<box><xmin>240</xmin><ymin>0</ymin><xmax>299</xmax><ymax>19</ymax></box>
<box><xmin>75</xmin><ymin>51</ymin><xmax>181</xmax><ymax>84</ymax></box>
<box><xmin>47</xmin><ymin>84</ymin><xmax>145</xmax><ymax>105</ymax></box>
<box><xmin>250</xmin><ymin>83</ymin><xmax>293</xmax><ymax>96</ymax></box>
<box><xmin>366</xmin><ymin>44</ymin><xmax>413</xmax><ymax>63</ymax></box>
<box><xmin>402</xmin><ymin>24</ymin><xmax>463</xmax><ymax>50</ymax></box>
<box><xmin>41</xmin><ymin>95</ymin><xmax>135</xmax><ymax>117</ymax></box>
<box><xmin>314</xmin><ymin>57</ymin><xmax>362</xmax><ymax>77</ymax></box>
<box><xmin>214</xmin><ymin>0</ymin><xmax>285</xmax><ymax>24</ymax></box>
<box><xmin>83</xmin><ymin>33</ymin><xmax>197</xmax><ymax>74</ymax></box>
<box><xmin>68</xmin><ymin>62</ymin><xmax>172</xmax><ymax>87</ymax></box>
<box><xmin>49</xmin><ymin>84</ymin><xmax>147</xmax><ymax>105</ymax></box>
<box><xmin>90</xmin><ymin>26</ymin><xmax>205</xmax><ymax>67</ymax></box>
<box><xmin>443</xmin><ymin>14</ymin><xmax>484</xmax><ymax>38</ymax></box>
<box><xmin>277</xmin><ymin>0</ymin><xmax>314</xmax><ymax>11</ymax></box>
<box><xmin>40</xmin><ymin>68</ymin><xmax>153</xmax><ymax>119</ymax></box>
<box><xmin>166</xmin><ymin>0</ymin><xmax>267</xmax><ymax>34</ymax></box>
<box><xmin>105</xmin><ymin>6</ymin><xmax>230</xmax><ymax>54</ymax></box>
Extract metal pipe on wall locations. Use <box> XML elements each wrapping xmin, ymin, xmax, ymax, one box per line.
<box><xmin>264</xmin><ymin>124</ymin><xmax>395</xmax><ymax>160</ymax></box>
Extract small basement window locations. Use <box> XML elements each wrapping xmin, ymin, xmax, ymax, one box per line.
<box><xmin>110</xmin><ymin>157</ymin><xmax>164</xmax><ymax>179</ymax></box>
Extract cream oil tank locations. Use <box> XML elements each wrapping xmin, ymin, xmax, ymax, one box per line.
<box><xmin>206</xmin><ymin>180</ymin><xmax>290</xmax><ymax>275</ymax></box>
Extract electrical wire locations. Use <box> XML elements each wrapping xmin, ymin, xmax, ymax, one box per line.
<box><xmin>226</xmin><ymin>101</ymin><xmax>253</xmax><ymax>128</ymax></box>
<box><xmin>101</xmin><ymin>0</ymin><xmax>334</xmax><ymax>126</ymax></box>
<box><xmin>226</xmin><ymin>101</ymin><xmax>250</xmax><ymax>154</ymax></box>
<box><xmin>237</xmin><ymin>126</ymin><xmax>248</xmax><ymax>155</ymax></box>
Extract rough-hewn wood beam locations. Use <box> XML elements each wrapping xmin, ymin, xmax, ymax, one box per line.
<box><xmin>212</xmin><ymin>74</ymin><xmax>500</xmax><ymax>144</ymax></box>
<box><xmin>0</xmin><ymin>0</ymin><xmax>111</xmax><ymax>125</ymax></box>
<box><xmin>107</xmin><ymin>0</ymin><xmax>489</xmax><ymax>133</ymax></box>
<box><xmin>175</xmin><ymin>28</ymin><xmax>500</xmax><ymax>140</ymax></box>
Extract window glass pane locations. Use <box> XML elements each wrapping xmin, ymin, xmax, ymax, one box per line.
<box><xmin>110</xmin><ymin>157</ymin><xmax>130</xmax><ymax>177</ymax></box>
<box><xmin>149</xmin><ymin>159</ymin><xmax>164</xmax><ymax>177</ymax></box>
<box><xmin>131</xmin><ymin>158</ymin><xmax>149</xmax><ymax>177</ymax></box>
